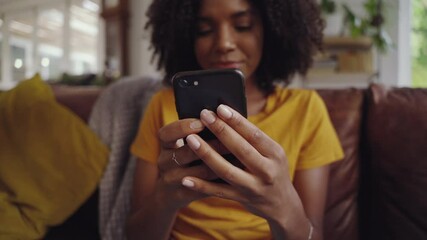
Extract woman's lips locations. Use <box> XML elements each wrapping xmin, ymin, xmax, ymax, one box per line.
<box><xmin>212</xmin><ymin>62</ymin><xmax>242</xmax><ymax>69</ymax></box>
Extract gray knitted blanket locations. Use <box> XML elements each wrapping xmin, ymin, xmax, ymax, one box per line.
<box><xmin>89</xmin><ymin>76</ymin><xmax>162</xmax><ymax>240</ymax></box>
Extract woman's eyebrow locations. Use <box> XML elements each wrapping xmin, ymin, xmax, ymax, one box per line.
<box><xmin>231</xmin><ymin>10</ymin><xmax>253</xmax><ymax>19</ymax></box>
<box><xmin>197</xmin><ymin>9</ymin><xmax>254</xmax><ymax>22</ymax></box>
<box><xmin>197</xmin><ymin>17</ymin><xmax>211</xmax><ymax>23</ymax></box>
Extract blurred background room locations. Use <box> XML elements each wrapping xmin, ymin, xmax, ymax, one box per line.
<box><xmin>1</xmin><ymin>1</ymin><xmax>427</xmax><ymax>239</ymax></box>
<box><xmin>0</xmin><ymin>0</ymin><xmax>425</xmax><ymax>89</ymax></box>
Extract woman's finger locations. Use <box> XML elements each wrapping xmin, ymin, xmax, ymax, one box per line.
<box><xmin>181</xmin><ymin>176</ymin><xmax>249</xmax><ymax>204</ymax></box>
<box><xmin>185</xmin><ymin>133</ymin><xmax>258</xmax><ymax>188</ymax></box>
<box><xmin>158</xmin><ymin>145</ymin><xmax>197</xmax><ymax>170</ymax></box>
<box><xmin>199</xmin><ymin>109</ymin><xmax>273</xmax><ymax>177</ymax></box>
<box><xmin>217</xmin><ymin>105</ymin><xmax>285</xmax><ymax>160</ymax></box>
<box><xmin>161</xmin><ymin>164</ymin><xmax>218</xmax><ymax>185</ymax></box>
<box><xmin>159</xmin><ymin>118</ymin><xmax>204</xmax><ymax>148</ymax></box>
<box><xmin>159</xmin><ymin>140</ymin><xmax>230</xmax><ymax>171</ymax></box>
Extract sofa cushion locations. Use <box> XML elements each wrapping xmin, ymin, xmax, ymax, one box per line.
<box><xmin>0</xmin><ymin>74</ymin><xmax>108</xmax><ymax>239</ymax></box>
<box><xmin>363</xmin><ymin>84</ymin><xmax>427</xmax><ymax>240</ymax></box>
<box><xmin>51</xmin><ymin>84</ymin><xmax>103</xmax><ymax>123</ymax></box>
<box><xmin>317</xmin><ymin>88</ymin><xmax>365</xmax><ymax>240</ymax></box>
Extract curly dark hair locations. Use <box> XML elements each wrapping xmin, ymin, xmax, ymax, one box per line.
<box><xmin>146</xmin><ymin>0</ymin><xmax>324</xmax><ymax>93</ymax></box>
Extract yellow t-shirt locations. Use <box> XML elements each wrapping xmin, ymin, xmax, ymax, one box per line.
<box><xmin>131</xmin><ymin>86</ymin><xmax>344</xmax><ymax>240</ymax></box>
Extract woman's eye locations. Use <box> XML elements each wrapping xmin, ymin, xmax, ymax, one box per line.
<box><xmin>196</xmin><ymin>22</ymin><xmax>212</xmax><ymax>36</ymax></box>
<box><xmin>235</xmin><ymin>25</ymin><xmax>253</xmax><ymax>31</ymax></box>
<box><xmin>234</xmin><ymin>18</ymin><xmax>254</xmax><ymax>32</ymax></box>
<box><xmin>196</xmin><ymin>28</ymin><xmax>212</xmax><ymax>36</ymax></box>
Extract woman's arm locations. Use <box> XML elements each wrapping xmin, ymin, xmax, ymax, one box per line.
<box><xmin>126</xmin><ymin>159</ymin><xmax>177</xmax><ymax>240</ymax></box>
<box><xmin>126</xmin><ymin>118</ymin><xmax>218</xmax><ymax>240</ymax></box>
<box><xmin>268</xmin><ymin>165</ymin><xmax>329</xmax><ymax>240</ymax></box>
<box><xmin>293</xmin><ymin>166</ymin><xmax>330</xmax><ymax>239</ymax></box>
<box><xmin>180</xmin><ymin>105</ymin><xmax>330</xmax><ymax>240</ymax></box>
<box><xmin>127</xmin><ymin>160</ymin><xmax>218</xmax><ymax>240</ymax></box>
<box><xmin>267</xmin><ymin>166</ymin><xmax>329</xmax><ymax>240</ymax></box>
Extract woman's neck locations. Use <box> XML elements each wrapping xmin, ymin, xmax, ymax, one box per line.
<box><xmin>245</xmin><ymin>78</ymin><xmax>268</xmax><ymax>116</ymax></box>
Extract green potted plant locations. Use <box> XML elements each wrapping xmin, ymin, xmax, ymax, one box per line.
<box><xmin>342</xmin><ymin>0</ymin><xmax>393</xmax><ymax>52</ymax></box>
<box><xmin>320</xmin><ymin>0</ymin><xmax>336</xmax><ymax>15</ymax></box>
<box><xmin>320</xmin><ymin>0</ymin><xmax>343</xmax><ymax>36</ymax></box>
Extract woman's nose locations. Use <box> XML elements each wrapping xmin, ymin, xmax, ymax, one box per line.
<box><xmin>215</xmin><ymin>25</ymin><xmax>236</xmax><ymax>53</ymax></box>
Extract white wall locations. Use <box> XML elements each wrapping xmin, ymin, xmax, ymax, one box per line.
<box><xmin>396</xmin><ymin>0</ymin><xmax>412</xmax><ymax>86</ymax></box>
<box><xmin>128</xmin><ymin>0</ymin><xmax>159</xmax><ymax>78</ymax></box>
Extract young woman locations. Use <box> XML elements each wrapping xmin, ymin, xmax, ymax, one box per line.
<box><xmin>127</xmin><ymin>0</ymin><xmax>344</xmax><ymax>239</ymax></box>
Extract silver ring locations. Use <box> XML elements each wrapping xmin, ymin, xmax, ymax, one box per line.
<box><xmin>172</xmin><ymin>151</ymin><xmax>181</xmax><ymax>166</ymax></box>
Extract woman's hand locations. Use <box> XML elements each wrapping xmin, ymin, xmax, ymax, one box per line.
<box><xmin>181</xmin><ymin>105</ymin><xmax>307</xmax><ymax>229</ymax></box>
<box><xmin>153</xmin><ymin>118</ymin><xmax>226</xmax><ymax>211</ymax></box>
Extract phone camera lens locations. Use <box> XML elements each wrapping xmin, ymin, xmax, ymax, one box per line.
<box><xmin>179</xmin><ymin>79</ymin><xmax>192</xmax><ymax>87</ymax></box>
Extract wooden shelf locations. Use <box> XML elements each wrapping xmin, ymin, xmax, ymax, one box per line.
<box><xmin>302</xmin><ymin>71</ymin><xmax>375</xmax><ymax>89</ymax></box>
<box><xmin>323</xmin><ymin>36</ymin><xmax>373</xmax><ymax>50</ymax></box>
<box><xmin>299</xmin><ymin>36</ymin><xmax>377</xmax><ymax>89</ymax></box>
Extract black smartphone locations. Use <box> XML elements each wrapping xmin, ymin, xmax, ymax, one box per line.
<box><xmin>172</xmin><ymin>68</ymin><xmax>247</xmax><ymax>141</ymax></box>
<box><xmin>172</xmin><ymin>69</ymin><xmax>247</xmax><ymax>174</ymax></box>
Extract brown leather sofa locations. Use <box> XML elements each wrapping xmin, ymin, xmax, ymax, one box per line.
<box><xmin>46</xmin><ymin>83</ymin><xmax>427</xmax><ymax>240</ymax></box>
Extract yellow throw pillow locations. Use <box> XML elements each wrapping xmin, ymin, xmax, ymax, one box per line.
<box><xmin>0</xmin><ymin>74</ymin><xmax>108</xmax><ymax>239</ymax></box>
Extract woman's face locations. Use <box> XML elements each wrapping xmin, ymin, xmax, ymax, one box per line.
<box><xmin>194</xmin><ymin>0</ymin><xmax>264</xmax><ymax>83</ymax></box>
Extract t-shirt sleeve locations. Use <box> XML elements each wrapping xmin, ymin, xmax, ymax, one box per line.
<box><xmin>296</xmin><ymin>91</ymin><xmax>344</xmax><ymax>170</ymax></box>
<box><xmin>130</xmin><ymin>93</ymin><xmax>162</xmax><ymax>164</ymax></box>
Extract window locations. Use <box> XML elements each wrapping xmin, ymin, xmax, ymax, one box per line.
<box><xmin>38</xmin><ymin>5</ymin><xmax>64</xmax><ymax>80</ymax></box>
<box><xmin>70</xmin><ymin>0</ymin><xmax>100</xmax><ymax>75</ymax></box>
<box><xmin>0</xmin><ymin>0</ymin><xmax>101</xmax><ymax>89</ymax></box>
<box><xmin>411</xmin><ymin>0</ymin><xmax>427</xmax><ymax>87</ymax></box>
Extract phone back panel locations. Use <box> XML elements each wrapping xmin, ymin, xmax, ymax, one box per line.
<box><xmin>173</xmin><ymin>69</ymin><xmax>247</xmax><ymax>140</ymax></box>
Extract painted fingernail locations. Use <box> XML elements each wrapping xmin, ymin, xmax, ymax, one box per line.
<box><xmin>217</xmin><ymin>105</ymin><xmax>232</xmax><ymax>119</ymax></box>
<box><xmin>186</xmin><ymin>134</ymin><xmax>201</xmax><ymax>150</ymax></box>
<box><xmin>190</xmin><ymin>120</ymin><xmax>203</xmax><ymax>129</ymax></box>
<box><xmin>182</xmin><ymin>178</ymin><xmax>195</xmax><ymax>188</ymax></box>
<box><xmin>176</xmin><ymin>138</ymin><xmax>185</xmax><ymax>147</ymax></box>
<box><xmin>201</xmin><ymin>109</ymin><xmax>216</xmax><ymax>124</ymax></box>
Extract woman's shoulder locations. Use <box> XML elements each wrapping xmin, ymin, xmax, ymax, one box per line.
<box><xmin>265</xmin><ymin>86</ymin><xmax>324</xmax><ymax>114</ymax></box>
<box><xmin>272</xmin><ymin>86</ymin><xmax>321</xmax><ymax>105</ymax></box>
<box><xmin>149</xmin><ymin>87</ymin><xmax>174</xmax><ymax>103</ymax></box>
<box><xmin>143</xmin><ymin>87</ymin><xmax>175</xmax><ymax>113</ymax></box>
<box><xmin>152</xmin><ymin>87</ymin><xmax>174</xmax><ymax>98</ymax></box>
